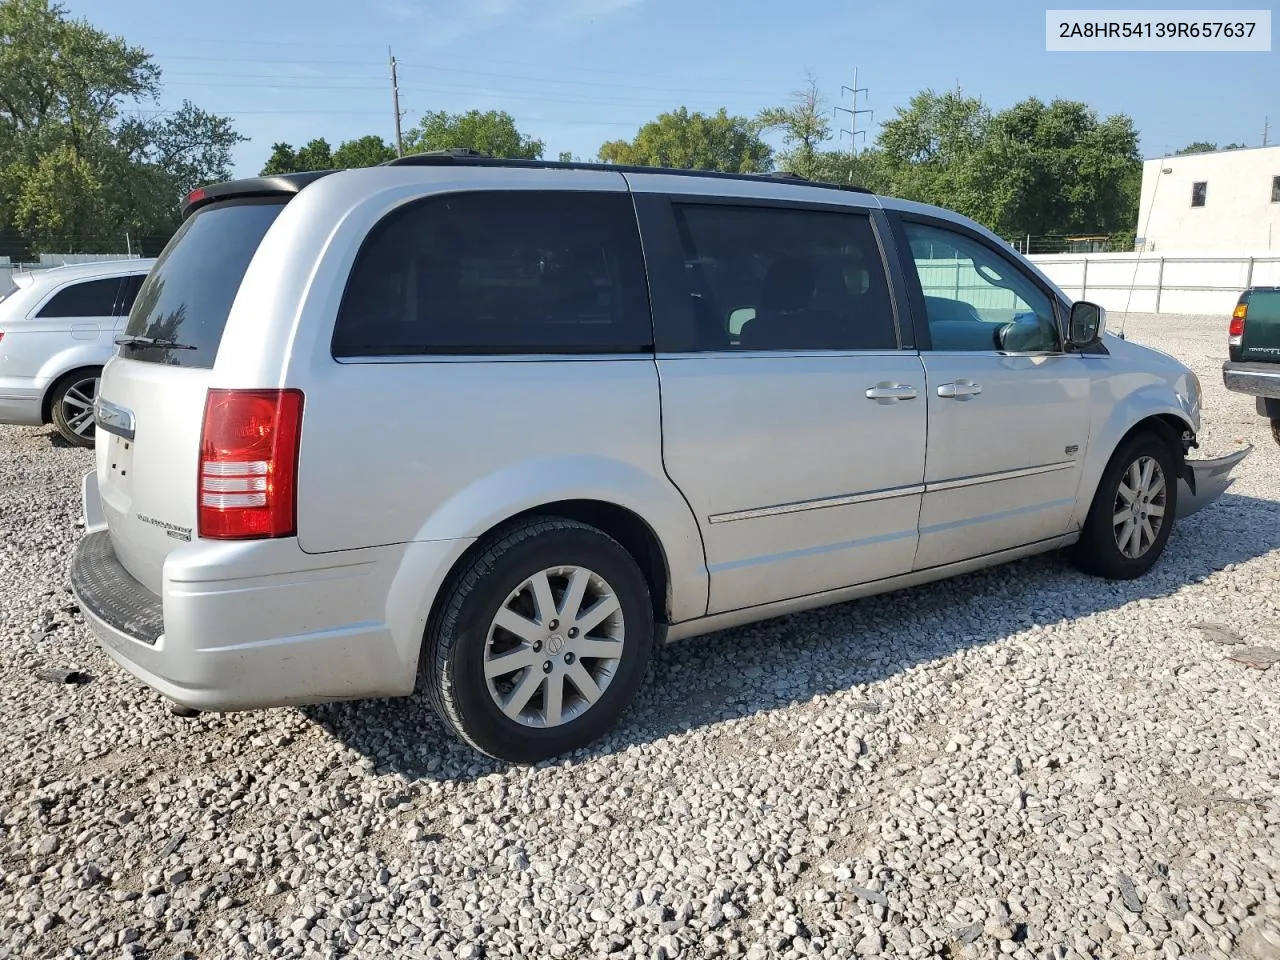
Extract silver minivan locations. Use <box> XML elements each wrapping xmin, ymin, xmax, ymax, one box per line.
<box><xmin>72</xmin><ymin>153</ymin><xmax>1248</xmax><ymax>762</ymax></box>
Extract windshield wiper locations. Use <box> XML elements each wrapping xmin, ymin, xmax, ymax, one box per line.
<box><xmin>114</xmin><ymin>335</ymin><xmax>198</xmax><ymax>351</ymax></box>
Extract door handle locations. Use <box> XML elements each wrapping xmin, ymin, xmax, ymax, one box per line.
<box><xmin>865</xmin><ymin>382</ymin><xmax>918</xmax><ymax>402</ymax></box>
<box><xmin>937</xmin><ymin>380</ymin><xmax>983</xmax><ymax>400</ymax></box>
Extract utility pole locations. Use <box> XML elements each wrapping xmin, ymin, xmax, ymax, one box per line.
<box><xmin>389</xmin><ymin>47</ymin><xmax>404</xmax><ymax>157</ymax></box>
<box><xmin>834</xmin><ymin>68</ymin><xmax>873</xmax><ymax>184</ymax></box>
<box><xmin>835</xmin><ymin>69</ymin><xmax>872</xmax><ymax>158</ymax></box>
<box><xmin>1264</xmin><ymin>116</ymin><xmax>1271</xmax><ymax>147</ymax></box>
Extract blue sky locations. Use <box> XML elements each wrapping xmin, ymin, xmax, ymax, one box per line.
<box><xmin>80</xmin><ymin>0</ymin><xmax>1277</xmax><ymax>177</ymax></box>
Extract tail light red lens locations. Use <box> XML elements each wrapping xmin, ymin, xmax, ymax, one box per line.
<box><xmin>1229</xmin><ymin>303</ymin><xmax>1247</xmax><ymax>339</ymax></box>
<box><xmin>198</xmin><ymin>389</ymin><xmax>303</xmax><ymax>539</ymax></box>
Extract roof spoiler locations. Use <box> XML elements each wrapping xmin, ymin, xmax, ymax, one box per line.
<box><xmin>180</xmin><ymin>170</ymin><xmax>339</xmax><ymax>220</ymax></box>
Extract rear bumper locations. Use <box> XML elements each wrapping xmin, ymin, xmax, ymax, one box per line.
<box><xmin>70</xmin><ymin>530</ymin><xmax>412</xmax><ymax>711</ymax></box>
<box><xmin>71</xmin><ymin>473</ymin><xmax>471</xmax><ymax>712</ymax></box>
<box><xmin>1177</xmin><ymin>446</ymin><xmax>1252</xmax><ymax>519</ymax></box>
<box><xmin>1223</xmin><ymin>361</ymin><xmax>1280</xmax><ymax>400</ymax></box>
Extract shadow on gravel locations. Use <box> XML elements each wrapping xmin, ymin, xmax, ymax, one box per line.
<box><xmin>302</xmin><ymin>489</ymin><xmax>1280</xmax><ymax>784</ymax></box>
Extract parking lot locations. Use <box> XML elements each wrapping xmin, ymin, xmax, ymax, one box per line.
<box><xmin>1</xmin><ymin>311</ymin><xmax>1277</xmax><ymax>960</ymax></box>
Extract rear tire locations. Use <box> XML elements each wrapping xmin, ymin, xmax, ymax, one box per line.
<box><xmin>1271</xmin><ymin>418</ymin><xmax>1280</xmax><ymax>448</ymax></box>
<box><xmin>49</xmin><ymin>370</ymin><xmax>100</xmax><ymax>448</ymax></box>
<box><xmin>1072</xmin><ymin>431</ymin><xmax>1177</xmax><ymax>580</ymax></box>
<box><xmin>423</xmin><ymin>517</ymin><xmax>654</xmax><ymax>763</ymax></box>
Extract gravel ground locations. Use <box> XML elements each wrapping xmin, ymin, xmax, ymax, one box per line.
<box><xmin>1</xmin><ymin>312</ymin><xmax>1278</xmax><ymax>960</ymax></box>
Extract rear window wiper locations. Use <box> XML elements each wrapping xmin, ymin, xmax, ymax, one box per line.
<box><xmin>114</xmin><ymin>335</ymin><xmax>198</xmax><ymax>351</ymax></box>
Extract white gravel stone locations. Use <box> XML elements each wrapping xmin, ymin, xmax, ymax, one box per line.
<box><xmin>0</xmin><ymin>313</ymin><xmax>1277</xmax><ymax>960</ymax></box>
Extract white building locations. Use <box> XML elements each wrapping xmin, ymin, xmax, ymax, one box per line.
<box><xmin>1135</xmin><ymin>144</ymin><xmax>1280</xmax><ymax>253</ymax></box>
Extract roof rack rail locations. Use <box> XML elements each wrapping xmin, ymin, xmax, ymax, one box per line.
<box><xmin>385</xmin><ymin>149</ymin><xmax>874</xmax><ymax>195</ymax></box>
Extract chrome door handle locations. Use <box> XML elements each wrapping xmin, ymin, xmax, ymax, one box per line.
<box><xmin>937</xmin><ymin>380</ymin><xmax>983</xmax><ymax>400</ymax></box>
<box><xmin>865</xmin><ymin>383</ymin><xmax>918</xmax><ymax>402</ymax></box>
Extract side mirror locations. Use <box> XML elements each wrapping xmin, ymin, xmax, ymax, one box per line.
<box><xmin>1067</xmin><ymin>301</ymin><xmax>1104</xmax><ymax>348</ymax></box>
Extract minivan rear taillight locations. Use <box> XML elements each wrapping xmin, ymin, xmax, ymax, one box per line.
<box><xmin>1229</xmin><ymin>303</ymin><xmax>1247</xmax><ymax>346</ymax></box>
<box><xmin>198</xmin><ymin>389</ymin><xmax>303</xmax><ymax>539</ymax></box>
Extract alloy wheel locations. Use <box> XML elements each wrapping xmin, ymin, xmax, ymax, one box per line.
<box><xmin>483</xmin><ymin>565</ymin><xmax>625</xmax><ymax>728</ymax></box>
<box><xmin>61</xmin><ymin>376</ymin><xmax>99</xmax><ymax>439</ymax></box>
<box><xmin>1112</xmin><ymin>455</ymin><xmax>1167</xmax><ymax>559</ymax></box>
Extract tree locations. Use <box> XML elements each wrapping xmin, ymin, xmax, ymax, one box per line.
<box><xmin>260</xmin><ymin>138</ymin><xmax>333</xmax><ymax>175</ymax></box>
<box><xmin>597</xmin><ymin>107</ymin><xmax>772</xmax><ymax>172</ymax></box>
<box><xmin>870</xmin><ymin>90</ymin><xmax>1141</xmax><ymax>240</ymax></box>
<box><xmin>986</xmin><ymin>98</ymin><xmax>1141</xmax><ymax>238</ymax></box>
<box><xmin>874</xmin><ymin>89</ymin><xmax>997</xmax><ymax>223</ymax></box>
<box><xmin>6</xmin><ymin>144</ymin><xmax>107</xmax><ymax>251</ymax></box>
<box><xmin>120</xmin><ymin>100</ymin><xmax>244</xmax><ymax>196</ymax></box>
<box><xmin>0</xmin><ymin>0</ymin><xmax>158</xmax><ymax>154</ymax></box>
<box><xmin>332</xmin><ymin>135</ymin><xmax>395</xmax><ymax>168</ymax></box>
<box><xmin>756</xmin><ymin>75</ymin><xmax>831</xmax><ymax>179</ymax></box>
<box><xmin>403</xmin><ymin>110</ymin><xmax>543</xmax><ymax>159</ymax></box>
<box><xmin>808</xmin><ymin>148</ymin><xmax>891</xmax><ymax>192</ymax></box>
<box><xmin>0</xmin><ymin>0</ymin><xmax>244</xmax><ymax>254</ymax></box>
<box><xmin>1175</xmin><ymin>141</ymin><xmax>1245</xmax><ymax>154</ymax></box>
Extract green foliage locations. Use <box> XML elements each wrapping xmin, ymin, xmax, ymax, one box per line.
<box><xmin>755</xmin><ymin>76</ymin><xmax>830</xmax><ymax>179</ymax></box>
<box><xmin>260</xmin><ymin>138</ymin><xmax>335</xmax><ymax>175</ymax></box>
<box><xmin>259</xmin><ymin>135</ymin><xmax>395</xmax><ymax>176</ymax></box>
<box><xmin>6</xmin><ymin>144</ymin><xmax>105</xmax><ymax>250</ymax></box>
<box><xmin>333</xmin><ymin>135</ymin><xmax>395</xmax><ymax>168</ymax></box>
<box><xmin>595</xmin><ymin>77</ymin><xmax>1142</xmax><ymax>243</ymax></box>
<box><xmin>0</xmin><ymin>0</ymin><xmax>244</xmax><ymax>255</ymax></box>
<box><xmin>875</xmin><ymin>89</ymin><xmax>998</xmax><ymax>224</ymax></box>
<box><xmin>598</xmin><ymin>107</ymin><xmax>771</xmax><ymax>172</ymax></box>
<box><xmin>987</xmin><ymin>98</ymin><xmax>1141</xmax><ymax>237</ymax></box>
<box><xmin>1175</xmin><ymin>141</ymin><xmax>1218</xmax><ymax>155</ymax></box>
<box><xmin>404</xmin><ymin>110</ymin><xmax>543</xmax><ymax>159</ymax></box>
<box><xmin>871</xmin><ymin>90</ymin><xmax>1141</xmax><ymax>239</ymax></box>
<box><xmin>807</xmin><ymin>148</ymin><xmax>891</xmax><ymax>192</ymax></box>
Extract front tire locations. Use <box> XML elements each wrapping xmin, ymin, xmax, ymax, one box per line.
<box><xmin>1271</xmin><ymin>418</ymin><xmax>1280</xmax><ymax>448</ymax></box>
<box><xmin>1072</xmin><ymin>431</ymin><xmax>1177</xmax><ymax>580</ymax></box>
<box><xmin>423</xmin><ymin>517</ymin><xmax>655</xmax><ymax>763</ymax></box>
<box><xmin>50</xmin><ymin>370</ymin><xmax>100</xmax><ymax>448</ymax></box>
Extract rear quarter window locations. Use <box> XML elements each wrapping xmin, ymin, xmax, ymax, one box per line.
<box><xmin>121</xmin><ymin>199</ymin><xmax>286</xmax><ymax>368</ymax></box>
<box><xmin>332</xmin><ymin>190</ymin><xmax>652</xmax><ymax>357</ymax></box>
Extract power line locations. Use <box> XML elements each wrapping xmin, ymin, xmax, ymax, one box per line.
<box><xmin>160</xmin><ymin>79</ymin><xmax>773</xmax><ymax>111</ymax></box>
<box><xmin>154</xmin><ymin>53</ymin><xmax>787</xmax><ymax>97</ymax></box>
<box><xmin>118</xmin><ymin>107</ymin><xmax>649</xmax><ymax>126</ymax></box>
<box><xmin>153</xmin><ymin>39</ymin><xmax>756</xmax><ymax>82</ymax></box>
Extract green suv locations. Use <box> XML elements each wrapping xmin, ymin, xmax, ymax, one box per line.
<box><xmin>1223</xmin><ymin>286</ymin><xmax>1280</xmax><ymax>446</ymax></box>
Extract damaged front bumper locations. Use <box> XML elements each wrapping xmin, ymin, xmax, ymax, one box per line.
<box><xmin>1177</xmin><ymin>444</ymin><xmax>1252</xmax><ymax>518</ymax></box>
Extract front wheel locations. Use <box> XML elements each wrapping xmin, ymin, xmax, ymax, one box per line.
<box><xmin>50</xmin><ymin>370</ymin><xmax>100</xmax><ymax>448</ymax></box>
<box><xmin>1072</xmin><ymin>431</ymin><xmax>1177</xmax><ymax>580</ymax></box>
<box><xmin>423</xmin><ymin>518</ymin><xmax>655</xmax><ymax>763</ymax></box>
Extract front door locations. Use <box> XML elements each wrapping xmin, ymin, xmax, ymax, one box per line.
<box><xmin>635</xmin><ymin>188</ymin><xmax>928</xmax><ymax>615</ymax></box>
<box><xmin>896</xmin><ymin>218</ymin><xmax>1092</xmax><ymax>570</ymax></box>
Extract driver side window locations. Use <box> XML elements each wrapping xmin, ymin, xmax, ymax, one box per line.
<box><xmin>904</xmin><ymin>221</ymin><xmax>1059</xmax><ymax>353</ymax></box>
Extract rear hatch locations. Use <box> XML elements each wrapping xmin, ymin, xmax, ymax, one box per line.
<box><xmin>97</xmin><ymin>198</ymin><xmax>289</xmax><ymax>594</ymax></box>
<box><xmin>1239</xmin><ymin>287</ymin><xmax>1280</xmax><ymax>363</ymax></box>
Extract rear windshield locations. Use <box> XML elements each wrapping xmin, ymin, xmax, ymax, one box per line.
<box><xmin>120</xmin><ymin>199</ymin><xmax>285</xmax><ymax>367</ymax></box>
